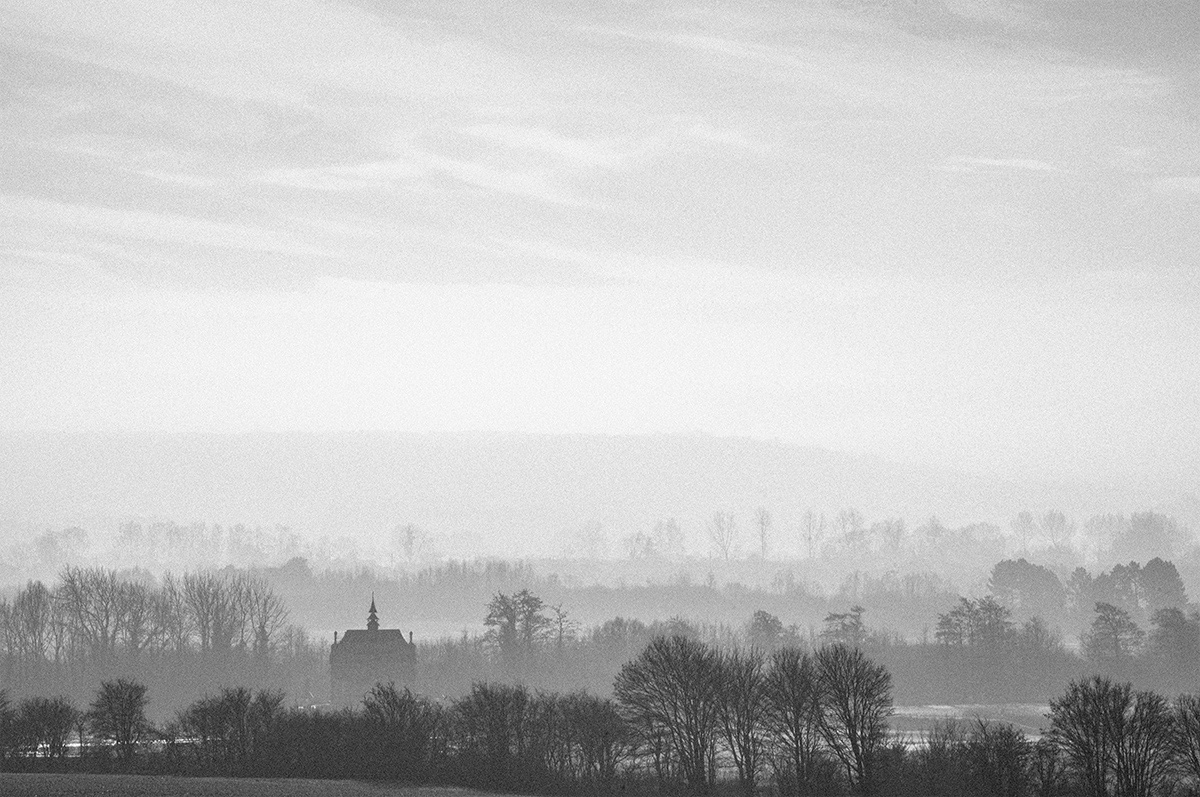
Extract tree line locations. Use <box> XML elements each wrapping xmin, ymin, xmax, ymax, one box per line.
<box><xmin>5</xmin><ymin>559</ymin><xmax>1198</xmax><ymax>713</ymax></box>
<box><xmin>0</xmin><ymin>567</ymin><xmax>326</xmax><ymax>712</ymax></box>
<box><xmin>10</xmin><ymin>643</ymin><xmax>1200</xmax><ymax>796</ymax></box>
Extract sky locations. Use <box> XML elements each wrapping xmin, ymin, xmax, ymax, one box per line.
<box><xmin>1</xmin><ymin>0</ymin><xmax>1199</xmax><ymax>491</ymax></box>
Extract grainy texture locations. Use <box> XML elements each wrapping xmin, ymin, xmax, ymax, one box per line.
<box><xmin>0</xmin><ymin>774</ymin><xmax>501</xmax><ymax>797</ymax></box>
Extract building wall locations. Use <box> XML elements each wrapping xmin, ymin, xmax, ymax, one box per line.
<box><xmin>330</xmin><ymin>630</ymin><xmax>417</xmax><ymax>707</ymax></box>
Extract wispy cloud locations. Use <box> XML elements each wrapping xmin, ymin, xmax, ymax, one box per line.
<box><xmin>138</xmin><ymin>170</ymin><xmax>218</xmax><ymax>188</ymax></box>
<box><xmin>460</xmin><ymin>124</ymin><xmax>631</xmax><ymax>169</ymax></box>
<box><xmin>257</xmin><ymin>160</ymin><xmax>428</xmax><ymax>193</ymax></box>
<box><xmin>0</xmin><ymin>194</ymin><xmax>340</xmax><ymax>258</ymax></box>
<box><xmin>256</xmin><ymin>149</ymin><xmax>591</xmax><ymax>207</ymax></box>
<box><xmin>936</xmin><ymin>157</ymin><xmax>1062</xmax><ymax>173</ymax></box>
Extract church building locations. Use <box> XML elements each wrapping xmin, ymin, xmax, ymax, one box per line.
<box><xmin>329</xmin><ymin>597</ymin><xmax>417</xmax><ymax>707</ymax></box>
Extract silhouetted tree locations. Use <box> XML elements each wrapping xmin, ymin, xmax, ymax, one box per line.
<box><xmin>182</xmin><ymin>570</ymin><xmax>246</xmax><ymax>658</ymax></box>
<box><xmin>245</xmin><ymin>576</ymin><xmax>288</xmax><ymax>676</ymax></box>
<box><xmin>16</xmin><ymin>695</ymin><xmax>77</xmax><ymax>759</ymax></box>
<box><xmin>747</xmin><ymin>610</ymin><xmax>784</xmax><ymax>650</ymax></box>
<box><xmin>1011</xmin><ymin>511</ymin><xmax>1036</xmax><ymax>556</ymax></box>
<box><xmin>614</xmin><ymin>635</ymin><xmax>721</xmax><ymax>794</ymax></box>
<box><xmin>961</xmin><ymin>719</ymin><xmax>1032</xmax><ymax>797</ymax></box>
<box><xmin>1040</xmin><ymin>510</ymin><xmax>1073</xmax><ymax>552</ymax></box>
<box><xmin>1112</xmin><ymin>689</ymin><xmax>1176</xmax><ymax>797</ymax></box>
<box><xmin>755</xmin><ymin>508</ymin><xmax>772</xmax><ymax>559</ymax></box>
<box><xmin>814</xmin><ymin>643</ymin><xmax>892</xmax><ymax>793</ymax></box>
<box><xmin>484</xmin><ymin>590</ymin><xmax>551</xmax><ymax>669</ymax></box>
<box><xmin>800</xmin><ymin>510</ymin><xmax>825</xmax><ymax>560</ymax></box>
<box><xmin>715</xmin><ymin>647</ymin><xmax>768</xmax><ymax>796</ymax></box>
<box><xmin>1031</xmin><ymin>737</ymin><xmax>1067</xmax><ymax>797</ymax></box>
<box><xmin>564</xmin><ymin>692</ymin><xmax>631</xmax><ymax>792</ymax></box>
<box><xmin>1113</xmin><ymin>513</ymin><xmax>1183</xmax><ymax>562</ymax></box>
<box><xmin>1140</xmin><ymin>557</ymin><xmax>1187</xmax><ymax>616</ymax></box>
<box><xmin>821</xmin><ymin>606</ymin><xmax>866</xmax><ymax>647</ymax></box>
<box><xmin>989</xmin><ymin>559</ymin><xmax>1064</xmax><ymax>622</ymax></box>
<box><xmin>910</xmin><ymin>718</ymin><xmax>964</xmax><ymax>795</ymax></box>
<box><xmin>708</xmin><ymin>512</ymin><xmax>737</xmax><ymax>561</ymax></box>
<box><xmin>1084</xmin><ymin>603</ymin><xmax>1144</xmax><ymax>665</ymax></box>
<box><xmin>1148</xmin><ymin>607</ymin><xmax>1200</xmax><ymax>687</ymax></box>
<box><xmin>89</xmin><ymin>678</ymin><xmax>150</xmax><ymax>764</ymax></box>
<box><xmin>57</xmin><ymin>567</ymin><xmax>124</xmax><ymax>662</ymax></box>
<box><xmin>764</xmin><ymin>647</ymin><xmax>824</xmax><ymax>795</ymax></box>
<box><xmin>935</xmin><ymin>596</ymin><xmax>1013</xmax><ymax>648</ymax></box>
<box><xmin>362</xmin><ymin>682</ymin><xmax>441</xmax><ymax>781</ymax></box>
<box><xmin>0</xmin><ymin>689</ymin><xmax>13</xmax><ymax>763</ymax></box>
<box><xmin>1173</xmin><ymin>694</ymin><xmax>1200</xmax><ymax>790</ymax></box>
<box><xmin>1048</xmin><ymin>676</ymin><xmax>1129</xmax><ymax>797</ymax></box>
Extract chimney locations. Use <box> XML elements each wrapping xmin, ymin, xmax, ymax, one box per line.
<box><xmin>334</xmin><ymin>631</ymin><xmax>338</xmax><ymax>645</ymax></box>
<box><xmin>409</xmin><ymin>631</ymin><xmax>413</xmax><ymax>644</ymax></box>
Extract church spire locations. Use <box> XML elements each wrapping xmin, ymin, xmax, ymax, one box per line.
<box><xmin>368</xmin><ymin>594</ymin><xmax>379</xmax><ymax>632</ymax></box>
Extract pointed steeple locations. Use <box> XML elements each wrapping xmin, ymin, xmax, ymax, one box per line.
<box><xmin>367</xmin><ymin>594</ymin><xmax>379</xmax><ymax>632</ymax></box>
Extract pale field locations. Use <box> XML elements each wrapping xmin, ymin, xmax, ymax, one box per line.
<box><xmin>0</xmin><ymin>774</ymin><xmax>505</xmax><ymax>797</ymax></box>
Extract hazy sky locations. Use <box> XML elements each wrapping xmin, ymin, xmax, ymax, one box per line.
<box><xmin>2</xmin><ymin>0</ymin><xmax>1198</xmax><ymax>490</ymax></box>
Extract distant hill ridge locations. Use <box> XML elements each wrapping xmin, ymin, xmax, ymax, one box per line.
<box><xmin>0</xmin><ymin>432</ymin><xmax>1187</xmax><ymax>554</ymax></box>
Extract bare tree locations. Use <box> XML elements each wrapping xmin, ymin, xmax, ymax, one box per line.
<box><xmin>1048</xmin><ymin>676</ymin><xmax>1126</xmax><ymax>797</ymax></box>
<box><xmin>614</xmin><ymin>635</ymin><xmax>721</xmax><ymax>794</ymax></box>
<box><xmin>391</xmin><ymin>523</ymin><xmax>428</xmax><ymax>565</ymax></box>
<box><xmin>564</xmin><ymin>693</ymin><xmax>631</xmax><ymax>791</ymax></box>
<box><xmin>182</xmin><ymin>571</ymin><xmax>245</xmax><ymax>658</ymax></box>
<box><xmin>764</xmin><ymin>647</ymin><xmax>824</xmax><ymax>796</ymax></box>
<box><xmin>154</xmin><ymin>572</ymin><xmax>194</xmax><ymax>654</ymax></box>
<box><xmin>814</xmin><ymin>644</ymin><xmax>893</xmax><ymax>794</ymax></box>
<box><xmin>715</xmin><ymin>647</ymin><xmax>768</xmax><ymax>796</ymax></box>
<box><xmin>362</xmin><ymin>683</ymin><xmax>440</xmax><ymax>781</ymax></box>
<box><xmin>1011</xmin><ymin>511</ymin><xmax>1036</xmax><ymax>556</ymax></box>
<box><xmin>755</xmin><ymin>508</ymin><xmax>772</xmax><ymax>560</ymax></box>
<box><xmin>16</xmin><ymin>695</ymin><xmax>78</xmax><ymax>759</ymax></box>
<box><xmin>1049</xmin><ymin>676</ymin><xmax>1176</xmax><ymax>797</ymax></box>
<box><xmin>1173</xmin><ymin>694</ymin><xmax>1200</xmax><ymax>787</ymax></box>
<box><xmin>89</xmin><ymin>678</ymin><xmax>150</xmax><ymax>764</ymax></box>
<box><xmin>57</xmin><ymin>567</ymin><xmax>124</xmax><ymax>662</ymax></box>
<box><xmin>877</xmin><ymin>518</ymin><xmax>906</xmax><ymax>550</ymax></box>
<box><xmin>707</xmin><ymin>511</ymin><xmax>737</xmax><ymax>561</ymax></box>
<box><xmin>118</xmin><ymin>581</ymin><xmax>156</xmax><ymax>658</ymax></box>
<box><xmin>801</xmin><ymin>510</ymin><xmax>826</xmax><ymax>560</ymax></box>
<box><xmin>1113</xmin><ymin>689</ymin><xmax>1176</xmax><ymax>797</ymax></box>
<box><xmin>0</xmin><ymin>600</ymin><xmax>14</xmax><ymax>667</ymax></box>
<box><xmin>515</xmin><ymin>589</ymin><xmax>552</xmax><ymax>654</ymax></box>
<box><xmin>549</xmin><ymin>604</ymin><xmax>578</xmax><ymax>655</ymax></box>
<box><xmin>244</xmin><ymin>575</ymin><xmax>289</xmax><ymax>670</ymax></box>
<box><xmin>0</xmin><ymin>689</ymin><xmax>12</xmax><ymax>763</ymax></box>
<box><xmin>12</xmin><ymin>580</ymin><xmax>52</xmax><ymax>665</ymax></box>
<box><xmin>1041</xmin><ymin>509</ymin><xmax>1074</xmax><ymax>552</ymax></box>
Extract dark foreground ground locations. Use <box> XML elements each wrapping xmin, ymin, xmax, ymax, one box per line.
<box><xmin>0</xmin><ymin>774</ymin><xmax>501</xmax><ymax>797</ymax></box>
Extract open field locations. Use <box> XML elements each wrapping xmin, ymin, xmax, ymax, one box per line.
<box><xmin>891</xmin><ymin>703</ymin><xmax>1051</xmax><ymax>740</ymax></box>
<box><xmin>0</xmin><ymin>774</ymin><xmax>503</xmax><ymax>797</ymax></box>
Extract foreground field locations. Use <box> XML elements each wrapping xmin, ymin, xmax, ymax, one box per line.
<box><xmin>0</xmin><ymin>774</ymin><xmax>503</xmax><ymax>797</ymax></box>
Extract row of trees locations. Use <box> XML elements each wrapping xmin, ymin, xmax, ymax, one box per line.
<box><xmin>614</xmin><ymin>637</ymin><xmax>892</xmax><ymax>794</ymax></box>
<box><xmin>0</xmin><ymin>567</ymin><xmax>326</xmax><ymax>711</ymax></box>
<box><xmin>0</xmin><ymin>679</ymin><xmax>150</xmax><ymax>764</ymax></box>
<box><xmin>687</xmin><ymin>508</ymin><xmax>1187</xmax><ymax>564</ymax></box>
<box><xmin>12</xmin><ymin>655</ymin><xmax>1200</xmax><ymax>795</ymax></box>
<box><xmin>1</xmin><ymin>568</ymin><xmax>288</xmax><ymax>670</ymax></box>
<box><xmin>0</xmin><ymin>638</ymin><xmax>893</xmax><ymax>795</ymax></box>
<box><xmin>989</xmin><ymin>556</ymin><xmax>1188</xmax><ymax>634</ymax></box>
